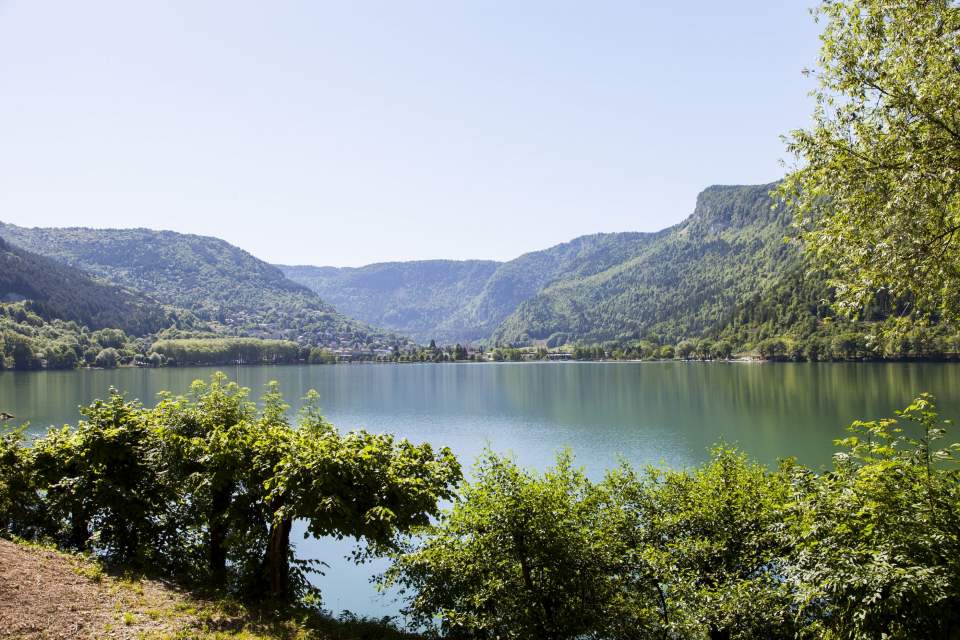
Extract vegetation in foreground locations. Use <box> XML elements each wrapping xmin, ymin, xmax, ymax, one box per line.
<box><xmin>0</xmin><ymin>373</ymin><xmax>460</xmax><ymax>605</ymax></box>
<box><xmin>2</xmin><ymin>372</ymin><xmax>959</xmax><ymax>639</ymax></box>
<box><xmin>386</xmin><ymin>393</ymin><xmax>960</xmax><ymax>639</ymax></box>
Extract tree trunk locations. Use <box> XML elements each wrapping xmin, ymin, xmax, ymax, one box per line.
<box><xmin>208</xmin><ymin>485</ymin><xmax>232</xmax><ymax>590</ymax></box>
<box><xmin>69</xmin><ymin>512</ymin><xmax>88</xmax><ymax>550</ymax></box>
<box><xmin>266</xmin><ymin>516</ymin><xmax>293</xmax><ymax>600</ymax></box>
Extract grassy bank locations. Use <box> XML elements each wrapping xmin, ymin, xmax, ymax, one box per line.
<box><xmin>0</xmin><ymin>538</ymin><xmax>418</xmax><ymax>640</ymax></box>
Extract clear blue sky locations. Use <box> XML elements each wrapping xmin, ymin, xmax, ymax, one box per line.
<box><xmin>0</xmin><ymin>1</ymin><xmax>821</xmax><ymax>267</ymax></box>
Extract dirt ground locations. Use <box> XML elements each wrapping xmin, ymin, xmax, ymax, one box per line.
<box><xmin>0</xmin><ymin>538</ymin><xmax>189</xmax><ymax>639</ymax></box>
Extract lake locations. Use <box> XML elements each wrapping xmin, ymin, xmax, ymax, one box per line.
<box><xmin>2</xmin><ymin>361</ymin><xmax>958</xmax><ymax>619</ymax></box>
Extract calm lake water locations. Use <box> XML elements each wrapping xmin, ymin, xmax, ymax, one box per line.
<box><xmin>2</xmin><ymin>361</ymin><xmax>958</xmax><ymax>618</ymax></box>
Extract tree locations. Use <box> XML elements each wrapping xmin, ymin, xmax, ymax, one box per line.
<box><xmin>7</xmin><ymin>373</ymin><xmax>460</xmax><ymax>606</ymax></box>
<box><xmin>830</xmin><ymin>332</ymin><xmax>865</xmax><ymax>360</ymax></box>
<box><xmin>152</xmin><ymin>376</ymin><xmax>461</xmax><ymax>601</ymax></box>
<box><xmin>151</xmin><ymin>374</ymin><xmax>261</xmax><ymax>589</ymax></box>
<box><xmin>9</xmin><ymin>334</ymin><xmax>40</xmax><ymax>370</ymax></box>
<box><xmin>45</xmin><ymin>343</ymin><xmax>78</xmax><ymax>369</ymax></box>
<box><xmin>388</xmin><ymin>452</ymin><xmax>654</xmax><ymax>640</ymax></box>
<box><xmin>0</xmin><ymin>424</ymin><xmax>42</xmax><ymax>538</ymax></box>
<box><xmin>30</xmin><ymin>391</ymin><xmax>170</xmax><ymax>566</ymax></box>
<box><xmin>92</xmin><ymin>328</ymin><xmax>127</xmax><ymax>349</ymax></box>
<box><xmin>266</xmin><ymin>392</ymin><xmax>461</xmax><ymax>600</ymax></box>
<box><xmin>711</xmin><ymin>340</ymin><xmax>733</xmax><ymax>360</ymax></box>
<box><xmin>779</xmin><ymin>0</ymin><xmax>960</xmax><ymax>324</ymax></box>
<box><xmin>788</xmin><ymin>394</ymin><xmax>960</xmax><ymax>638</ymax></box>
<box><xmin>308</xmin><ymin>347</ymin><xmax>335</xmax><ymax>364</ymax></box>
<box><xmin>695</xmin><ymin>338</ymin><xmax>714</xmax><ymax>360</ymax></box>
<box><xmin>757</xmin><ymin>337</ymin><xmax>788</xmax><ymax>360</ymax></box>
<box><xmin>94</xmin><ymin>347</ymin><xmax>119</xmax><ymax>369</ymax></box>
<box><xmin>609</xmin><ymin>448</ymin><xmax>800</xmax><ymax>639</ymax></box>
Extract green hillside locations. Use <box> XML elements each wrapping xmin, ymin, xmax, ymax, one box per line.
<box><xmin>284</xmin><ymin>185</ymin><xmax>793</xmax><ymax>347</ymax></box>
<box><xmin>491</xmin><ymin>184</ymin><xmax>796</xmax><ymax>345</ymax></box>
<box><xmin>0</xmin><ymin>223</ymin><xmax>404</xmax><ymax>347</ymax></box>
<box><xmin>441</xmin><ymin>232</ymin><xmax>658</xmax><ymax>342</ymax></box>
<box><xmin>0</xmin><ymin>235</ymin><xmax>169</xmax><ymax>336</ymax></box>
<box><xmin>286</xmin><ymin>233</ymin><xmax>658</xmax><ymax>344</ymax></box>
<box><xmin>279</xmin><ymin>260</ymin><xmax>500</xmax><ymax>343</ymax></box>
<box><xmin>5</xmin><ymin>182</ymin><xmax>943</xmax><ymax>359</ymax></box>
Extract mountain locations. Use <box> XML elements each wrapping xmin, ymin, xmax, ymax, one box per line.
<box><xmin>0</xmin><ymin>223</ymin><xmax>403</xmax><ymax>347</ymax></box>
<box><xmin>283</xmin><ymin>233</ymin><xmax>659</xmax><ymax>343</ymax></box>
<box><xmin>491</xmin><ymin>183</ymin><xmax>797</xmax><ymax>345</ymax></box>
<box><xmin>0</xmin><ymin>235</ymin><xmax>170</xmax><ymax>335</ymax></box>
<box><xmin>278</xmin><ymin>261</ymin><xmax>501</xmax><ymax>343</ymax></box>
<box><xmin>438</xmin><ymin>232</ymin><xmax>660</xmax><ymax>342</ymax></box>
<box><xmin>283</xmin><ymin>184</ymin><xmax>792</xmax><ymax>346</ymax></box>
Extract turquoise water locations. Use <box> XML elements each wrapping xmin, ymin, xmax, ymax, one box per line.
<box><xmin>3</xmin><ymin>361</ymin><xmax>958</xmax><ymax>618</ymax></box>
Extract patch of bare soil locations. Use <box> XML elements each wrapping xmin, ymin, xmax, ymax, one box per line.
<box><xmin>0</xmin><ymin>538</ymin><xmax>190</xmax><ymax>639</ymax></box>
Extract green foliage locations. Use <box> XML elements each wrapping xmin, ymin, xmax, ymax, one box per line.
<box><xmin>609</xmin><ymin>449</ymin><xmax>799</xmax><ymax>639</ymax></box>
<box><xmin>0</xmin><ymin>235</ymin><xmax>170</xmax><ymax>336</ymax></box>
<box><xmin>0</xmin><ymin>223</ymin><xmax>403</xmax><ymax>349</ymax></box>
<box><xmin>390</xmin><ymin>397</ymin><xmax>960</xmax><ymax>639</ymax></box>
<box><xmin>94</xmin><ymin>347</ymin><xmax>120</xmax><ymax>369</ymax></box>
<box><xmin>150</xmin><ymin>374</ymin><xmax>263</xmax><ymax>588</ymax></box>
<box><xmin>29</xmin><ymin>392</ymin><xmax>170</xmax><ymax>565</ymax></box>
<box><xmin>779</xmin><ymin>0</ymin><xmax>960</xmax><ymax>324</ymax></box>
<box><xmin>0</xmin><ymin>301</ymin><xmax>156</xmax><ymax>370</ymax></box>
<box><xmin>789</xmin><ymin>393</ymin><xmax>960</xmax><ymax>638</ymax></box>
<box><xmin>0</xmin><ymin>424</ymin><xmax>42</xmax><ymax>537</ymax></box>
<box><xmin>1</xmin><ymin>374</ymin><xmax>461</xmax><ymax>606</ymax></box>
<box><xmin>151</xmin><ymin>338</ymin><xmax>301</xmax><ymax>366</ymax></box>
<box><xmin>387</xmin><ymin>452</ymin><xmax>642</xmax><ymax>640</ymax></box>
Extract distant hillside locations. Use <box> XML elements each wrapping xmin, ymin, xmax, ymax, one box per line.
<box><xmin>0</xmin><ymin>235</ymin><xmax>169</xmax><ymax>335</ymax></box>
<box><xmin>441</xmin><ymin>232</ymin><xmax>659</xmax><ymax>342</ymax></box>
<box><xmin>285</xmin><ymin>233</ymin><xmax>657</xmax><ymax>343</ymax></box>
<box><xmin>0</xmin><ymin>223</ymin><xmax>403</xmax><ymax>347</ymax></box>
<box><xmin>491</xmin><ymin>183</ymin><xmax>798</xmax><ymax>345</ymax></box>
<box><xmin>283</xmin><ymin>185</ymin><xmax>789</xmax><ymax>346</ymax></box>
<box><xmin>279</xmin><ymin>260</ymin><xmax>501</xmax><ymax>343</ymax></box>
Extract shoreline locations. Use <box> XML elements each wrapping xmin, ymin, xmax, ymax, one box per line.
<box><xmin>3</xmin><ymin>357</ymin><xmax>959</xmax><ymax>375</ymax></box>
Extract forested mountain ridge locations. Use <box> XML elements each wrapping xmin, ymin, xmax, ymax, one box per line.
<box><xmin>0</xmin><ymin>235</ymin><xmax>171</xmax><ymax>335</ymax></box>
<box><xmin>278</xmin><ymin>260</ymin><xmax>501</xmax><ymax>343</ymax></box>
<box><xmin>441</xmin><ymin>231</ymin><xmax>659</xmax><ymax>342</ymax></box>
<box><xmin>284</xmin><ymin>232</ymin><xmax>659</xmax><ymax>343</ymax></box>
<box><xmin>491</xmin><ymin>183</ymin><xmax>797</xmax><ymax>345</ymax></box>
<box><xmin>0</xmin><ymin>222</ymin><xmax>404</xmax><ymax>347</ymax></box>
<box><xmin>285</xmin><ymin>184</ymin><xmax>793</xmax><ymax>346</ymax></box>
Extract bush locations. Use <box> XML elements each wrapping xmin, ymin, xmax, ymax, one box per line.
<box><xmin>788</xmin><ymin>394</ymin><xmax>960</xmax><ymax>638</ymax></box>
<box><xmin>387</xmin><ymin>452</ymin><xmax>645</xmax><ymax>639</ymax></box>
<box><xmin>308</xmin><ymin>347</ymin><xmax>335</xmax><ymax>364</ymax></box>
<box><xmin>94</xmin><ymin>347</ymin><xmax>119</xmax><ymax>369</ymax></box>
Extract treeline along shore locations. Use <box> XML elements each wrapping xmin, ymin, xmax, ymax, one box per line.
<box><xmin>4</xmin><ymin>329</ymin><xmax>960</xmax><ymax>372</ymax></box>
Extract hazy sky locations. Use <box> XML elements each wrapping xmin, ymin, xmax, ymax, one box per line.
<box><xmin>0</xmin><ymin>1</ymin><xmax>821</xmax><ymax>267</ymax></box>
